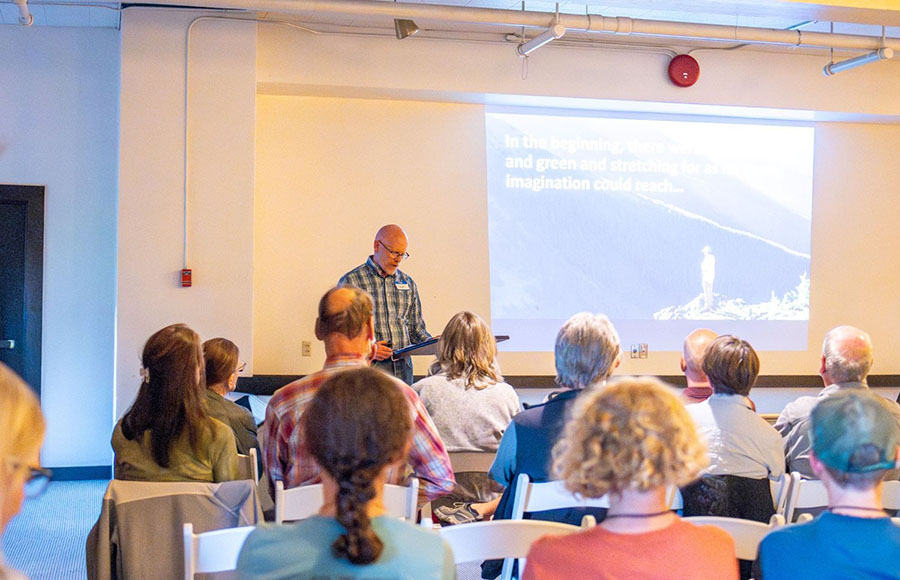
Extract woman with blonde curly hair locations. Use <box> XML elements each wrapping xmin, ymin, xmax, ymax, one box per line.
<box><xmin>523</xmin><ymin>377</ymin><xmax>738</xmax><ymax>580</ymax></box>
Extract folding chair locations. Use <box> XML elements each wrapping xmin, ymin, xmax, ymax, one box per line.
<box><xmin>502</xmin><ymin>474</ymin><xmax>610</xmax><ymax>579</ymax></box>
<box><xmin>182</xmin><ymin>522</ymin><xmax>254</xmax><ymax>579</ymax></box>
<box><xmin>783</xmin><ymin>473</ymin><xmax>829</xmax><ymax>522</ymax></box>
<box><xmin>448</xmin><ymin>451</ymin><xmax>497</xmax><ymax>474</ymax></box>
<box><xmin>274</xmin><ymin>478</ymin><xmax>419</xmax><ymax>523</ymax></box>
<box><xmin>236</xmin><ymin>448</ymin><xmax>259</xmax><ymax>482</ymax></box>
<box><xmin>684</xmin><ymin>514</ymin><xmax>785</xmax><ymax>561</ymax></box>
<box><xmin>440</xmin><ymin>519</ymin><xmax>585</xmax><ymax>575</ymax></box>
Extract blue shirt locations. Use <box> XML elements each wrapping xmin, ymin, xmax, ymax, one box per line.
<box><xmin>759</xmin><ymin>512</ymin><xmax>900</xmax><ymax>579</ymax></box>
<box><xmin>237</xmin><ymin>515</ymin><xmax>456</xmax><ymax>579</ymax></box>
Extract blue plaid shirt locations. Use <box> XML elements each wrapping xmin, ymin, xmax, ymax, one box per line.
<box><xmin>339</xmin><ymin>256</ymin><xmax>431</xmax><ymax>353</ymax></box>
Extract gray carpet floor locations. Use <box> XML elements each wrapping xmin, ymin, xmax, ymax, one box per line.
<box><xmin>0</xmin><ymin>479</ymin><xmax>484</xmax><ymax>580</ymax></box>
<box><xmin>3</xmin><ymin>480</ymin><xmax>109</xmax><ymax>580</ymax></box>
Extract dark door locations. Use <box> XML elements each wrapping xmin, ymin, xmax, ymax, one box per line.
<box><xmin>0</xmin><ymin>185</ymin><xmax>43</xmax><ymax>395</ymax></box>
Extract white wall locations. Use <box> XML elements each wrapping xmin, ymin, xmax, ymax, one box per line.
<box><xmin>0</xmin><ymin>26</ymin><xmax>119</xmax><ymax>467</ymax></box>
<box><xmin>117</xmin><ymin>10</ymin><xmax>257</xmax><ymax>417</ymax></box>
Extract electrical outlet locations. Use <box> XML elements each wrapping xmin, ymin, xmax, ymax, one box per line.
<box><xmin>639</xmin><ymin>343</ymin><xmax>649</xmax><ymax>358</ymax></box>
<box><xmin>301</xmin><ymin>341</ymin><xmax>311</xmax><ymax>357</ymax></box>
<box><xmin>631</xmin><ymin>344</ymin><xmax>639</xmax><ymax>358</ymax></box>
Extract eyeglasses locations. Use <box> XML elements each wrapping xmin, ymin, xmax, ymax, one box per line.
<box><xmin>235</xmin><ymin>361</ymin><xmax>246</xmax><ymax>374</ymax></box>
<box><xmin>6</xmin><ymin>459</ymin><xmax>53</xmax><ymax>499</ymax></box>
<box><xmin>377</xmin><ymin>240</ymin><xmax>410</xmax><ymax>260</ymax></box>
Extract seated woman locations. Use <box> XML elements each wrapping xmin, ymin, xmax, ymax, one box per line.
<box><xmin>113</xmin><ymin>324</ymin><xmax>238</xmax><ymax>482</ymax></box>
<box><xmin>523</xmin><ymin>377</ymin><xmax>738</xmax><ymax>580</ymax></box>
<box><xmin>237</xmin><ymin>367</ymin><xmax>455</xmax><ymax>579</ymax></box>
<box><xmin>0</xmin><ymin>362</ymin><xmax>50</xmax><ymax>580</ymax></box>
<box><xmin>412</xmin><ymin>311</ymin><xmax>519</xmax><ymax>525</ymax></box>
<box><xmin>683</xmin><ymin>335</ymin><xmax>784</xmax><ymax>526</ymax></box>
<box><xmin>202</xmin><ymin>338</ymin><xmax>259</xmax><ymax>456</ymax></box>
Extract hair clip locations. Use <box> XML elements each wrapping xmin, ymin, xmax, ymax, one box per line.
<box><xmin>139</xmin><ymin>367</ymin><xmax>150</xmax><ymax>384</ymax></box>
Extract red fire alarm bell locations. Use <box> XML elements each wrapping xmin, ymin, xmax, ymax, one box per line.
<box><xmin>668</xmin><ymin>54</ymin><xmax>700</xmax><ymax>87</ymax></box>
<box><xmin>181</xmin><ymin>269</ymin><xmax>192</xmax><ymax>287</ymax></box>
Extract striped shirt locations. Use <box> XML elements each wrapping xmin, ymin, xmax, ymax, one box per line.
<box><xmin>260</xmin><ymin>353</ymin><xmax>455</xmax><ymax>500</ymax></box>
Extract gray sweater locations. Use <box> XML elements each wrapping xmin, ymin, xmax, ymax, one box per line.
<box><xmin>412</xmin><ymin>373</ymin><xmax>520</xmax><ymax>453</ymax></box>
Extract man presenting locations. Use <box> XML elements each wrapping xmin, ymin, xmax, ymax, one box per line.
<box><xmin>340</xmin><ymin>224</ymin><xmax>431</xmax><ymax>385</ymax></box>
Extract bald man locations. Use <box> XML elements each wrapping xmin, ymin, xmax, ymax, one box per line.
<box><xmin>680</xmin><ymin>328</ymin><xmax>717</xmax><ymax>404</ymax></box>
<box><xmin>775</xmin><ymin>325</ymin><xmax>900</xmax><ymax>478</ymax></box>
<box><xmin>261</xmin><ymin>286</ymin><xmax>453</xmax><ymax>501</ymax></box>
<box><xmin>339</xmin><ymin>225</ymin><xmax>431</xmax><ymax>385</ymax></box>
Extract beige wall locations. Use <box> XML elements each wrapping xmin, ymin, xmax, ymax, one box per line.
<box><xmin>118</xmin><ymin>11</ymin><xmax>257</xmax><ymax>415</ymax></box>
<box><xmin>253</xmin><ymin>96</ymin><xmax>489</xmax><ymax>375</ymax></box>
<box><xmin>252</xmin><ymin>26</ymin><xmax>900</xmax><ymax>377</ymax></box>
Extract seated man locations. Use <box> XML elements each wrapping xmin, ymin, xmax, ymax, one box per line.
<box><xmin>481</xmin><ymin>312</ymin><xmax>620</xmax><ymax>579</ymax></box>
<box><xmin>775</xmin><ymin>325</ymin><xmax>900</xmax><ymax>479</ymax></box>
<box><xmin>684</xmin><ymin>335</ymin><xmax>784</xmax><ymax>523</ymax></box>
<box><xmin>679</xmin><ymin>328</ymin><xmax>717</xmax><ymax>405</ymax></box>
<box><xmin>260</xmin><ymin>285</ymin><xmax>454</xmax><ymax>502</ymax></box>
<box><xmin>759</xmin><ymin>390</ymin><xmax>900</xmax><ymax>579</ymax></box>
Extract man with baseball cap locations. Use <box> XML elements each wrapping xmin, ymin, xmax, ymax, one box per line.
<box><xmin>759</xmin><ymin>390</ymin><xmax>900</xmax><ymax>578</ymax></box>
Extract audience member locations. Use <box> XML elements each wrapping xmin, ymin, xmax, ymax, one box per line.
<box><xmin>481</xmin><ymin>312</ymin><xmax>619</xmax><ymax>579</ymax></box>
<box><xmin>679</xmin><ymin>328</ymin><xmax>717</xmax><ymax>404</ymax></box>
<box><xmin>203</xmin><ymin>338</ymin><xmax>259</xmax><ymax>456</ymax></box>
<box><xmin>413</xmin><ymin>311</ymin><xmax>520</xmax><ymax>525</ymax></box>
<box><xmin>775</xmin><ymin>325</ymin><xmax>900</xmax><ymax>478</ymax></box>
<box><xmin>113</xmin><ymin>323</ymin><xmax>238</xmax><ymax>482</ymax></box>
<box><xmin>238</xmin><ymin>368</ymin><xmax>456</xmax><ymax>579</ymax></box>
<box><xmin>759</xmin><ymin>390</ymin><xmax>900</xmax><ymax>579</ymax></box>
<box><xmin>523</xmin><ymin>377</ymin><xmax>737</xmax><ymax>580</ymax></box>
<box><xmin>0</xmin><ymin>363</ymin><xmax>50</xmax><ymax>580</ymax></box>
<box><xmin>686</xmin><ymin>335</ymin><xmax>784</xmax><ymax>481</ymax></box>
<box><xmin>260</xmin><ymin>285</ymin><xmax>454</xmax><ymax>501</ymax></box>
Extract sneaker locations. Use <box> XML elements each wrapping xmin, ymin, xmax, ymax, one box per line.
<box><xmin>434</xmin><ymin>502</ymin><xmax>483</xmax><ymax>526</ymax></box>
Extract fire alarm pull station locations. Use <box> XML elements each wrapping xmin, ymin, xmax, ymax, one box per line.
<box><xmin>181</xmin><ymin>269</ymin><xmax>192</xmax><ymax>287</ymax></box>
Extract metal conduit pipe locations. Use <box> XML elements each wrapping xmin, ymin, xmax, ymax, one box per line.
<box><xmin>146</xmin><ymin>0</ymin><xmax>900</xmax><ymax>52</ymax></box>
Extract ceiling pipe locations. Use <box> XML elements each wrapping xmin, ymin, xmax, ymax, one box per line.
<box><xmin>13</xmin><ymin>0</ymin><xmax>34</xmax><ymax>26</ymax></box>
<box><xmin>144</xmin><ymin>0</ymin><xmax>900</xmax><ymax>52</ymax></box>
<box><xmin>824</xmin><ymin>47</ymin><xmax>894</xmax><ymax>76</ymax></box>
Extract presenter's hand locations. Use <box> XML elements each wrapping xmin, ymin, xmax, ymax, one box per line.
<box><xmin>373</xmin><ymin>341</ymin><xmax>393</xmax><ymax>361</ymax></box>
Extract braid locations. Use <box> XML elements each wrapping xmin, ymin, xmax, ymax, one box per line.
<box><xmin>302</xmin><ymin>367</ymin><xmax>414</xmax><ymax>567</ymax></box>
<box><xmin>331</xmin><ymin>464</ymin><xmax>384</xmax><ymax>564</ymax></box>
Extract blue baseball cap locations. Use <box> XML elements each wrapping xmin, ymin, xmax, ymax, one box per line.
<box><xmin>811</xmin><ymin>390</ymin><xmax>900</xmax><ymax>473</ymax></box>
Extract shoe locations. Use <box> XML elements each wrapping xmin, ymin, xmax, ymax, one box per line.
<box><xmin>434</xmin><ymin>502</ymin><xmax>483</xmax><ymax>526</ymax></box>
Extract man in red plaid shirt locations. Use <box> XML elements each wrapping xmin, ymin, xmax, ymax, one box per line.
<box><xmin>261</xmin><ymin>285</ymin><xmax>455</xmax><ymax>502</ymax></box>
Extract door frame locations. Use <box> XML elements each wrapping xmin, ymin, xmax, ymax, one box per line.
<box><xmin>0</xmin><ymin>185</ymin><xmax>44</xmax><ymax>395</ymax></box>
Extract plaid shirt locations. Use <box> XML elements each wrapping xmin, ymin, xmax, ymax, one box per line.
<box><xmin>339</xmin><ymin>256</ymin><xmax>431</xmax><ymax>352</ymax></box>
<box><xmin>260</xmin><ymin>353</ymin><xmax>455</xmax><ymax>500</ymax></box>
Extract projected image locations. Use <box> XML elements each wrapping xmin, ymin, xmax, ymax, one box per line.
<box><xmin>486</xmin><ymin>111</ymin><xmax>814</xmax><ymax>351</ymax></box>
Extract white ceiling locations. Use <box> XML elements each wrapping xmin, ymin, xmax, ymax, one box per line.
<box><xmin>4</xmin><ymin>0</ymin><xmax>900</xmax><ymax>44</ymax></box>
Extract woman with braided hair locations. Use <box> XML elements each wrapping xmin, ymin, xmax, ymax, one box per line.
<box><xmin>238</xmin><ymin>367</ymin><xmax>456</xmax><ymax>579</ymax></box>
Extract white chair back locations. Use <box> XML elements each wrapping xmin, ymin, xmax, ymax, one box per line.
<box><xmin>274</xmin><ymin>478</ymin><xmax>419</xmax><ymax>524</ymax></box>
<box><xmin>182</xmin><ymin>522</ymin><xmax>254</xmax><ymax>579</ymax></box>
<box><xmin>770</xmin><ymin>473</ymin><xmax>791</xmax><ymax>514</ymax></box>
<box><xmin>236</xmin><ymin>448</ymin><xmax>259</xmax><ymax>482</ymax></box>
<box><xmin>440</xmin><ymin>519</ymin><xmax>583</xmax><ymax>565</ymax></box>
<box><xmin>684</xmin><ymin>514</ymin><xmax>785</xmax><ymax>561</ymax></box>
<box><xmin>783</xmin><ymin>473</ymin><xmax>829</xmax><ymax>522</ymax></box>
<box><xmin>448</xmin><ymin>451</ymin><xmax>496</xmax><ymax>473</ymax></box>
<box><xmin>510</xmin><ymin>473</ymin><xmax>611</xmax><ymax>519</ymax></box>
<box><xmin>882</xmin><ymin>480</ymin><xmax>900</xmax><ymax>511</ymax></box>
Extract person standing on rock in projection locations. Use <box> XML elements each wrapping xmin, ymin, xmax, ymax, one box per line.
<box><xmin>701</xmin><ymin>245</ymin><xmax>716</xmax><ymax>311</ymax></box>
